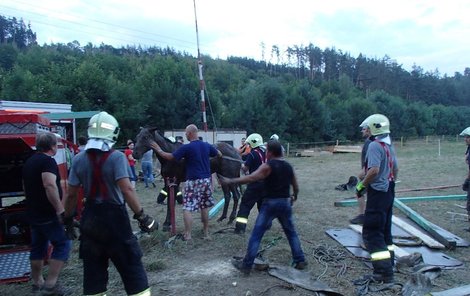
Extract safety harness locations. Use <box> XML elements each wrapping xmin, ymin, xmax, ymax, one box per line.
<box><xmin>87</xmin><ymin>150</ymin><xmax>115</xmax><ymax>201</ymax></box>
<box><xmin>253</xmin><ymin>147</ymin><xmax>266</xmax><ymax>164</ymax></box>
<box><xmin>376</xmin><ymin>141</ymin><xmax>394</xmax><ymax>182</ymax></box>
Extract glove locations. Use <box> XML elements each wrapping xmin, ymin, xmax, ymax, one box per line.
<box><xmin>61</xmin><ymin>213</ymin><xmax>78</xmax><ymax>240</ymax></box>
<box><xmin>356</xmin><ymin>182</ymin><xmax>367</xmax><ymax>198</ymax></box>
<box><xmin>133</xmin><ymin>209</ymin><xmax>157</xmax><ymax>233</ymax></box>
<box><xmin>462</xmin><ymin>178</ymin><xmax>470</xmax><ymax>192</ymax></box>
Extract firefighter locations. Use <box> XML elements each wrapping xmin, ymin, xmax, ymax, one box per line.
<box><xmin>238</xmin><ymin>137</ymin><xmax>251</xmax><ymax>161</ymax></box>
<box><xmin>64</xmin><ymin>111</ymin><xmax>156</xmax><ymax>296</ymax></box>
<box><xmin>460</xmin><ymin>126</ymin><xmax>470</xmax><ymax>230</ymax></box>
<box><xmin>350</xmin><ymin>116</ymin><xmax>374</xmax><ymax>225</ymax></box>
<box><xmin>234</xmin><ymin>133</ymin><xmax>266</xmax><ymax>234</ymax></box>
<box><xmin>355</xmin><ymin>114</ymin><xmax>398</xmax><ymax>283</ymax></box>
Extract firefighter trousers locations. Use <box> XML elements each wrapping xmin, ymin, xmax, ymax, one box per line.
<box><xmin>234</xmin><ymin>183</ymin><xmax>264</xmax><ymax>233</ymax></box>
<box><xmin>362</xmin><ymin>182</ymin><xmax>395</xmax><ymax>276</ymax></box>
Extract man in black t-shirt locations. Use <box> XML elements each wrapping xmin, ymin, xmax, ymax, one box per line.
<box><xmin>221</xmin><ymin>140</ymin><xmax>307</xmax><ymax>274</ymax></box>
<box><xmin>23</xmin><ymin>132</ymin><xmax>71</xmax><ymax>295</ymax></box>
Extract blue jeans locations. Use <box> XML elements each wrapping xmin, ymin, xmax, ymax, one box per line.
<box><xmin>242</xmin><ymin>198</ymin><xmax>305</xmax><ymax>268</ymax></box>
<box><xmin>141</xmin><ymin>161</ymin><xmax>154</xmax><ymax>187</ymax></box>
<box><xmin>129</xmin><ymin>165</ymin><xmax>137</xmax><ymax>182</ymax></box>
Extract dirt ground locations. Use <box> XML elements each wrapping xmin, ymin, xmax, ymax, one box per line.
<box><xmin>1</xmin><ymin>139</ymin><xmax>470</xmax><ymax>296</ymax></box>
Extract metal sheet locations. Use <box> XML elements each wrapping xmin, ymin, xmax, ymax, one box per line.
<box><xmin>401</xmin><ymin>246</ymin><xmax>463</xmax><ymax>268</ymax></box>
<box><xmin>0</xmin><ymin>250</ymin><xmax>30</xmax><ymax>283</ymax></box>
<box><xmin>325</xmin><ymin>228</ymin><xmax>370</xmax><ymax>258</ymax></box>
<box><xmin>326</xmin><ymin>228</ymin><xmax>463</xmax><ymax>268</ymax></box>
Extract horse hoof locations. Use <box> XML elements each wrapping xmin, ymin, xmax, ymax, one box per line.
<box><xmin>217</xmin><ymin>216</ymin><xmax>226</xmax><ymax>222</ymax></box>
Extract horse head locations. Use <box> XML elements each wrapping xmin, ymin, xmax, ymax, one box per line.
<box><xmin>133</xmin><ymin>127</ymin><xmax>157</xmax><ymax>159</ymax></box>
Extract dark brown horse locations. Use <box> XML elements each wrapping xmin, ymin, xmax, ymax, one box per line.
<box><xmin>132</xmin><ymin>127</ymin><xmax>242</xmax><ymax>231</ymax></box>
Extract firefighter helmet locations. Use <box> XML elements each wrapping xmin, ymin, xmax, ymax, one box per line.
<box><xmin>246</xmin><ymin>133</ymin><xmax>263</xmax><ymax>148</ymax></box>
<box><xmin>367</xmin><ymin>114</ymin><xmax>390</xmax><ymax>136</ymax></box>
<box><xmin>270</xmin><ymin>134</ymin><xmax>279</xmax><ymax>141</ymax></box>
<box><xmin>359</xmin><ymin>115</ymin><xmax>373</xmax><ymax>129</ymax></box>
<box><xmin>87</xmin><ymin>111</ymin><xmax>120</xmax><ymax>142</ymax></box>
<box><xmin>460</xmin><ymin>127</ymin><xmax>470</xmax><ymax>137</ymax></box>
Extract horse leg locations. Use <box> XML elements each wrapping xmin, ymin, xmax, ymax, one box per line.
<box><xmin>157</xmin><ymin>184</ymin><xmax>171</xmax><ymax>232</ymax></box>
<box><xmin>162</xmin><ymin>201</ymin><xmax>172</xmax><ymax>232</ymax></box>
<box><xmin>228</xmin><ymin>184</ymin><xmax>240</xmax><ymax>224</ymax></box>
<box><xmin>175</xmin><ymin>184</ymin><xmax>183</xmax><ymax>204</ymax></box>
<box><xmin>157</xmin><ymin>185</ymin><xmax>168</xmax><ymax>205</ymax></box>
<box><xmin>217</xmin><ymin>185</ymin><xmax>230</xmax><ymax>222</ymax></box>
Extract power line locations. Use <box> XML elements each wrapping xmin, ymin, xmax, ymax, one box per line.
<box><xmin>0</xmin><ymin>2</ymin><xmax>209</xmax><ymax>52</ymax></box>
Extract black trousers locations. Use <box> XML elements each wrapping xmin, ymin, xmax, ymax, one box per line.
<box><xmin>234</xmin><ymin>183</ymin><xmax>264</xmax><ymax>232</ymax></box>
<box><xmin>362</xmin><ymin>182</ymin><xmax>395</xmax><ymax>275</ymax></box>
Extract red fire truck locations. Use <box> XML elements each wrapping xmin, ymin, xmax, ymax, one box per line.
<box><xmin>0</xmin><ymin>111</ymin><xmax>72</xmax><ymax>283</ymax></box>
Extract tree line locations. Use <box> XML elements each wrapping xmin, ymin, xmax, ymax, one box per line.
<box><xmin>1</xmin><ymin>15</ymin><xmax>470</xmax><ymax>144</ymax></box>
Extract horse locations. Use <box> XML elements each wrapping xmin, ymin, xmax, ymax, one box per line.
<box><xmin>132</xmin><ymin>127</ymin><xmax>242</xmax><ymax>231</ymax></box>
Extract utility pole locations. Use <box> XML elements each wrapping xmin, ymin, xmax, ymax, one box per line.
<box><xmin>193</xmin><ymin>0</ymin><xmax>208</xmax><ymax>132</ymax></box>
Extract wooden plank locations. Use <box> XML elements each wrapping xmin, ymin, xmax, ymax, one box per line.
<box><xmin>429</xmin><ymin>284</ymin><xmax>470</xmax><ymax>296</ymax></box>
<box><xmin>392</xmin><ymin>216</ymin><xmax>445</xmax><ymax>249</ymax></box>
<box><xmin>394</xmin><ymin>199</ymin><xmax>457</xmax><ymax>249</ymax></box>
<box><xmin>395</xmin><ymin>184</ymin><xmax>460</xmax><ymax>193</ymax></box>
<box><xmin>334</xmin><ymin>194</ymin><xmax>466</xmax><ymax>207</ymax></box>
<box><xmin>333</xmin><ymin>145</ymin><xmax>362</xmax><ymax>153</ymax></box>
<box><xmin>348</xmin><ymin>224</ymin><xmax>409</xmax><ymax>258</ymax></box>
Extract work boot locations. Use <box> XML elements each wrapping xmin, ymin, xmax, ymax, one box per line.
<box><xmin>293</xmin><ymin>261</ymin><xmax>308</xmax><ymax>270</ymax></box>
<box><xmin>371</xmin><ymin>258</ymin><xmax>394</xmax><ymax>283</ymax></box>
<box><xmin>231</xmin><ymin>258</ymin><xmax>251</xmax><ymax>275</ymax></box>
<box><xmin>349</xmin><ymin>214</ymin><xmax>365</xmax><ymax>225</ymax></box>
<box><xmin>372</xmin><ymin>273</ymin><xmax>394</xmax><ymax>283</ymax></box>
<box><xmin>234</xmin><ymin>222</ymin><xmax>246</xmax><ymax>234</ymax></box>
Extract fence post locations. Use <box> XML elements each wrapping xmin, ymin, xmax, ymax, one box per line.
<box><xmin>287</xmin><ymin>142</ymin><xmax>290</xmax><ymax>158</ymax></box>
<box><xmin>400</xmin><ymin>137</ymin><xmax>404</xmax><ymax>147</ymax></box>
<box><xmin>438</xmin><ymin>139</ymin><xmax>441</xmax><ymax>156</ymax></box>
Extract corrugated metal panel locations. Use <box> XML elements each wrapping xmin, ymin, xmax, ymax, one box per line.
<box><xmin>0</xmin><ymin>100</ymin><xmax>71</xmax><ymax>113</ymax></box>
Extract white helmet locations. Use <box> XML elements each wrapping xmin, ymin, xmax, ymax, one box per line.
<box><xmin>87</xmin><ymin>111</ymin><xmax>120</xmax><ymax>142</ymax></box>
<box><xmin>270</xmin><ymin>134</ymin><xmax>279</xmax><ymax>141</ymax></box>
<box><xmin>366</xmin><ymin>114</ymin><xmax>390</xmax><ymax>136</ymax></box>
<box><xmin>246</xmin><ymin>133</ymin><xmax>263</xmax><ymax>148</ymax></box>
<box><xmin>460</xmin><ymin>127</ymin><xmax>470</xmax><ymax>137</ymax></box>
<box><xmin>359</xmin><ymin>115</ymin><xmax>373</xmax><ymax>129</ymax></box>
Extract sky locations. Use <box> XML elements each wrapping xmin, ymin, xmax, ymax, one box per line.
<box><xmin>2</xmin><ymin>0</ymin><xmax>469</xmax><ymax>76</ymax></box>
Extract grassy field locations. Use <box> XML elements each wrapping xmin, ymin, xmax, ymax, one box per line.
<box><xmin>1</xmin><ymin>139</ymin><xmax>470</xmax><ymax>296</ymax></box>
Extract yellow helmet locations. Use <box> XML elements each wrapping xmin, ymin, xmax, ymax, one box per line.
<box><xmin>366</xmin><ymin>114</ymin><xmax>390</xmax><ymax>136</ymax></box>
<box><xmin>460</xmin><ymin>127</ymin><xmax>470</xmax><ymax>136</ymax></box>
<box><xmin>246</xmin><ymin>133</ymin><xmax>263</xmax><ymax>148</ymax></box>
<box><xmin>87</xmin><ymin>111</ymin><xmax>120</xmax><ymax>142</ymax></box>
